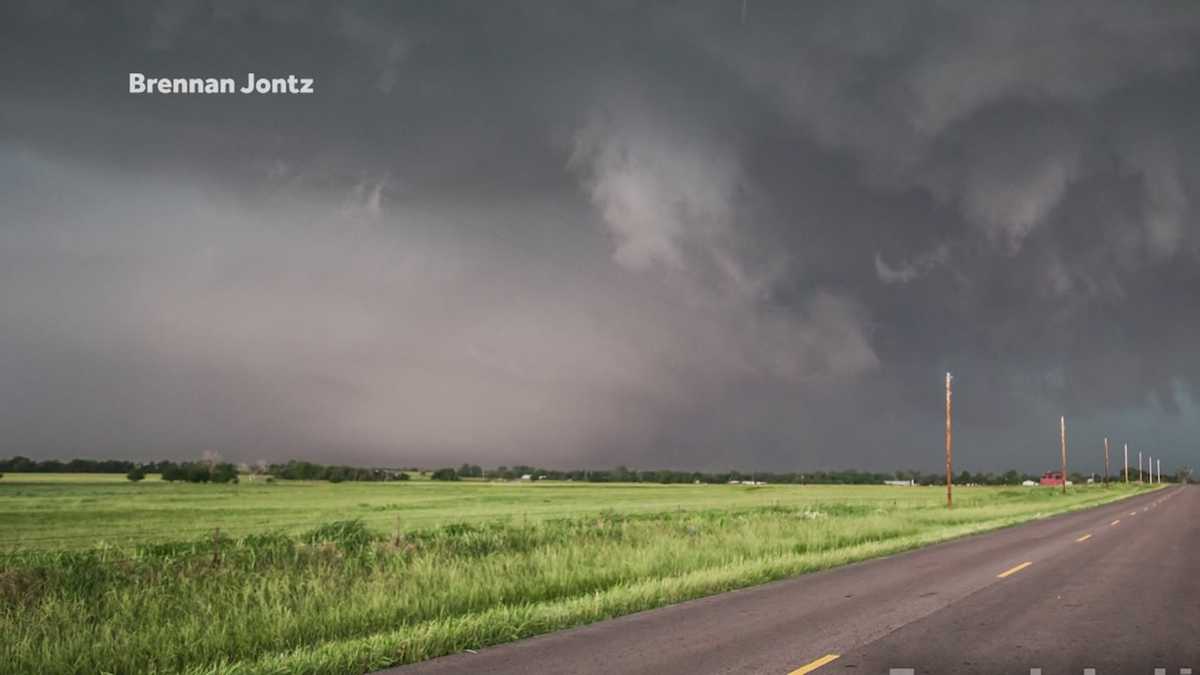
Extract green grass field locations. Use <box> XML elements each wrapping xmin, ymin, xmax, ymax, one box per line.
<box><xmin>0</xmin><ymin>475</ymin><xmax>1156</xmax><ymax>674</ymax></box>
<box><xmin>0</xmin><ymin>474</ymin><xmax>1064</xmax><ymax>552</ymax></box>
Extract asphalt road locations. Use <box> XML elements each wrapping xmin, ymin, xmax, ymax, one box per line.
<box><xmin>387</xmin><ymin>486</ymin><xmax>1195</xmax><ymax>675</ymax></box>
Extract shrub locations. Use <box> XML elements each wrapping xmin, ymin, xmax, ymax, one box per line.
<box><xmin>430</xmin><ymin>468</ymin><xmax>460</xmax><ymax>481</ymax></box>
<box><xmin>125</xmin><ymin>468</ymin><xmax>145</xmax><ymax>482</ymax></box>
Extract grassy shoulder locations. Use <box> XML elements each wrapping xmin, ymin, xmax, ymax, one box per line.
<box><xmin>0</xmin><ymin>481</ymin><xmax>1158</xmax><ymax>674</ymax></box>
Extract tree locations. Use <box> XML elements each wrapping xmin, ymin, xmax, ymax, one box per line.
<box><xmin>160</xmin><ymin>462</ymin><xmax>183</xmax><ymax>482</ymax></box>
<box><xmin>457</xmin><ymin>463</ymin><xmax>483</xmax><ymax>478</ymax></box>
<box><xmin>126</xmin><ymin>467</ymin><xmax>146</xmax><ymax>482</ymax></box>
<box><xmin>8</xmin><ymin>457</ymin><xmax>33</xmax><ymax>472</ymax></box>
<box><xmin>186</xmin><ymin>463</ymin><xmax>212</xmax><ymax>483</ymax></box>
<box><xmin>210</xmin><ymin>463</ymin><xmax>239</xmax><ymax>484</ymax></box>
<box><xmin>430</xmin><ymin>467</ymin><xmax>460</xmax><ymax>481</ymax></box>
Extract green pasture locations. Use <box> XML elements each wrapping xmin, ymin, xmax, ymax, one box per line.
<box><xmin>2</xmin><ymin>473</ymin><xmax>1029</xmax><ymax>552</ymax></box>
<box><xmin>0</xmin><ymin>474</ymin><xmax>1157</xmax><ymax>674</ymax></box>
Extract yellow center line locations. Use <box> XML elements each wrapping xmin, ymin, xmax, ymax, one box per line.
<box><xmin>1075</xmin><ymin>534</ymin><xmax>1092</xmax><ymax>542</ymax></box>
<box><xmin>789</xmin><ymin>653</ymin><xmax>840</xmax><ymax>674</ymax></box>
<box><xmin>1110</xmin><ymin>519</ymin><xmax>1121</xmax><ymax>526</ymax></box>
<box><xmin>997</xmin><ymin>561</ymin><xmax>1033</xmax><ymax>578</ymax></box>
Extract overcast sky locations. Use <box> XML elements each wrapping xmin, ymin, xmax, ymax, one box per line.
<box><xmin>2</xmin><ymin>1</ymin><xmax>1199</xmax><ymax>473</ymax></box>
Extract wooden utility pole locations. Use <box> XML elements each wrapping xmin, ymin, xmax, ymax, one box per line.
<box><xmin>1104</xmin><ymin>437</ymin><xmax>1110</xmax><ymax>487</ymax></box>
<box><xmin>945</xmin><ymin>372</ymin><xmax>953</xmax><ymax>509</ymax></box>
<box><xmin>1139</xmin><ymin>451</ymin><xmax>1143</xmax><ymax>483</ymax></box>
<box><xmin>1059</xmin><ymin>416</ymin><xmax>1068</xmax><ymax>495</ymax></box>
<box><xmin>1124</xmin><ymin>443</ymin><xmax>1129</xmax><ymax>483</ymax></box>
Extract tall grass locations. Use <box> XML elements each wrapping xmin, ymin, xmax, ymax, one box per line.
<box><xmin>0</xmin><ymin>485</ymin><xmax>1151</xmax><ymax>674</ymax></box>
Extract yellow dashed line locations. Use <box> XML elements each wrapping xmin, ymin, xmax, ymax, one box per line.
<box><xmin>789</xmin><ymin>653</ymin><xmax>840</xmax><ymax>674</ymax></box>
<box><xmin>997</xmin><ymin>561</ymin><xmax>1033</xmax><ymax>578</ymax></box>
<box><xmin>1075</xmin><ymin>534</ymin><xmax>1092</xmax><ymax>542</ymax></box>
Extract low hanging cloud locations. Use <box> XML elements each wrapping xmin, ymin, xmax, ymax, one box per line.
<box><xmin>570</xmin><ymin>103</ymin><xmax>741</xmax><ymax>276</ymax></box>
<box><xmin>570</xmin><ymin>100</ymin><xmax>878</xmax><ymax>380</ymax></box>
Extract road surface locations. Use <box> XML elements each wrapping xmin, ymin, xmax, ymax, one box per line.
<box><xmin>386</xmin><ymin>486</ymin><xmax>1196</xmax><ymax>675</ymax></box>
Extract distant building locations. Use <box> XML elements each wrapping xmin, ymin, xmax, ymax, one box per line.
<box><xmin>883</xmin><ymin>479</ymin><xmax>915</xmax><ymax>487</ymax></box>
<box><xmin>1039</xmin><ymin>471</ymin><xmax>1064</xmax><ymax>486</ymax></box>
<box><xmin>520</xmin><ymin>474</ymin><xmax>532</xmax><ymax>481</ymax></box>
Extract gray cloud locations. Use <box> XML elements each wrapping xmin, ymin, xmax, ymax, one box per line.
<box><xmin>705</xmin><ymin>1</ymin><xmax>1200</xmax><ymax>254</ymax></box>
<box><xmin>571</xmin><ymin>101</ymin><xmax>742</xmax><ymax>274</ymax></box>
<box><xmin>1</xmin><ymin>1</ymin><xmax>1198</xmax><ymax>473</ymax></box>
<box><xmin>875</xmin><ymin>244</ymin><xmax>950</xmax><ymax>285</ymax></box>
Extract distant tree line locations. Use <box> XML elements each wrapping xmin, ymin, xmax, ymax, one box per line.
<box><xmin>428</xmin><ymin>465</ymin><xmax>1055</xmax><ymax>485</ymax></box>
<box><xmin>430</xmin><ymin>465</ymin><xmax>1159</xmax><ymax>485</ymax></box>
<box><xmin>1</xmin><ymin>455</ymin><xmax>1184</xmax><ymax>485</ymax></box>
<box><xmin>159</xmin><ymin>461</ymin><xmax>240</xmax><ymax>483</ymax></box>
<box><xmin>267</xmin><ymin>460</ymin><xmax>409</xmax><ymax>483</ymax></box>
<box><xmin>0</xmin><ymin>456</ymin><xmax>410</xmax><ymax>483</ymax></box>
<box><xmin>0</xmin><ymin>456</ymin><xmax>145</xmax><ymax>473</ymax></box>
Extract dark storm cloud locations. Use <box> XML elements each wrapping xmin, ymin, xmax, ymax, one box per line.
<box><xmin>1</xmin><ymin>1</ymin><xmax>1198</xmax><ymax>473</ymax></box>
